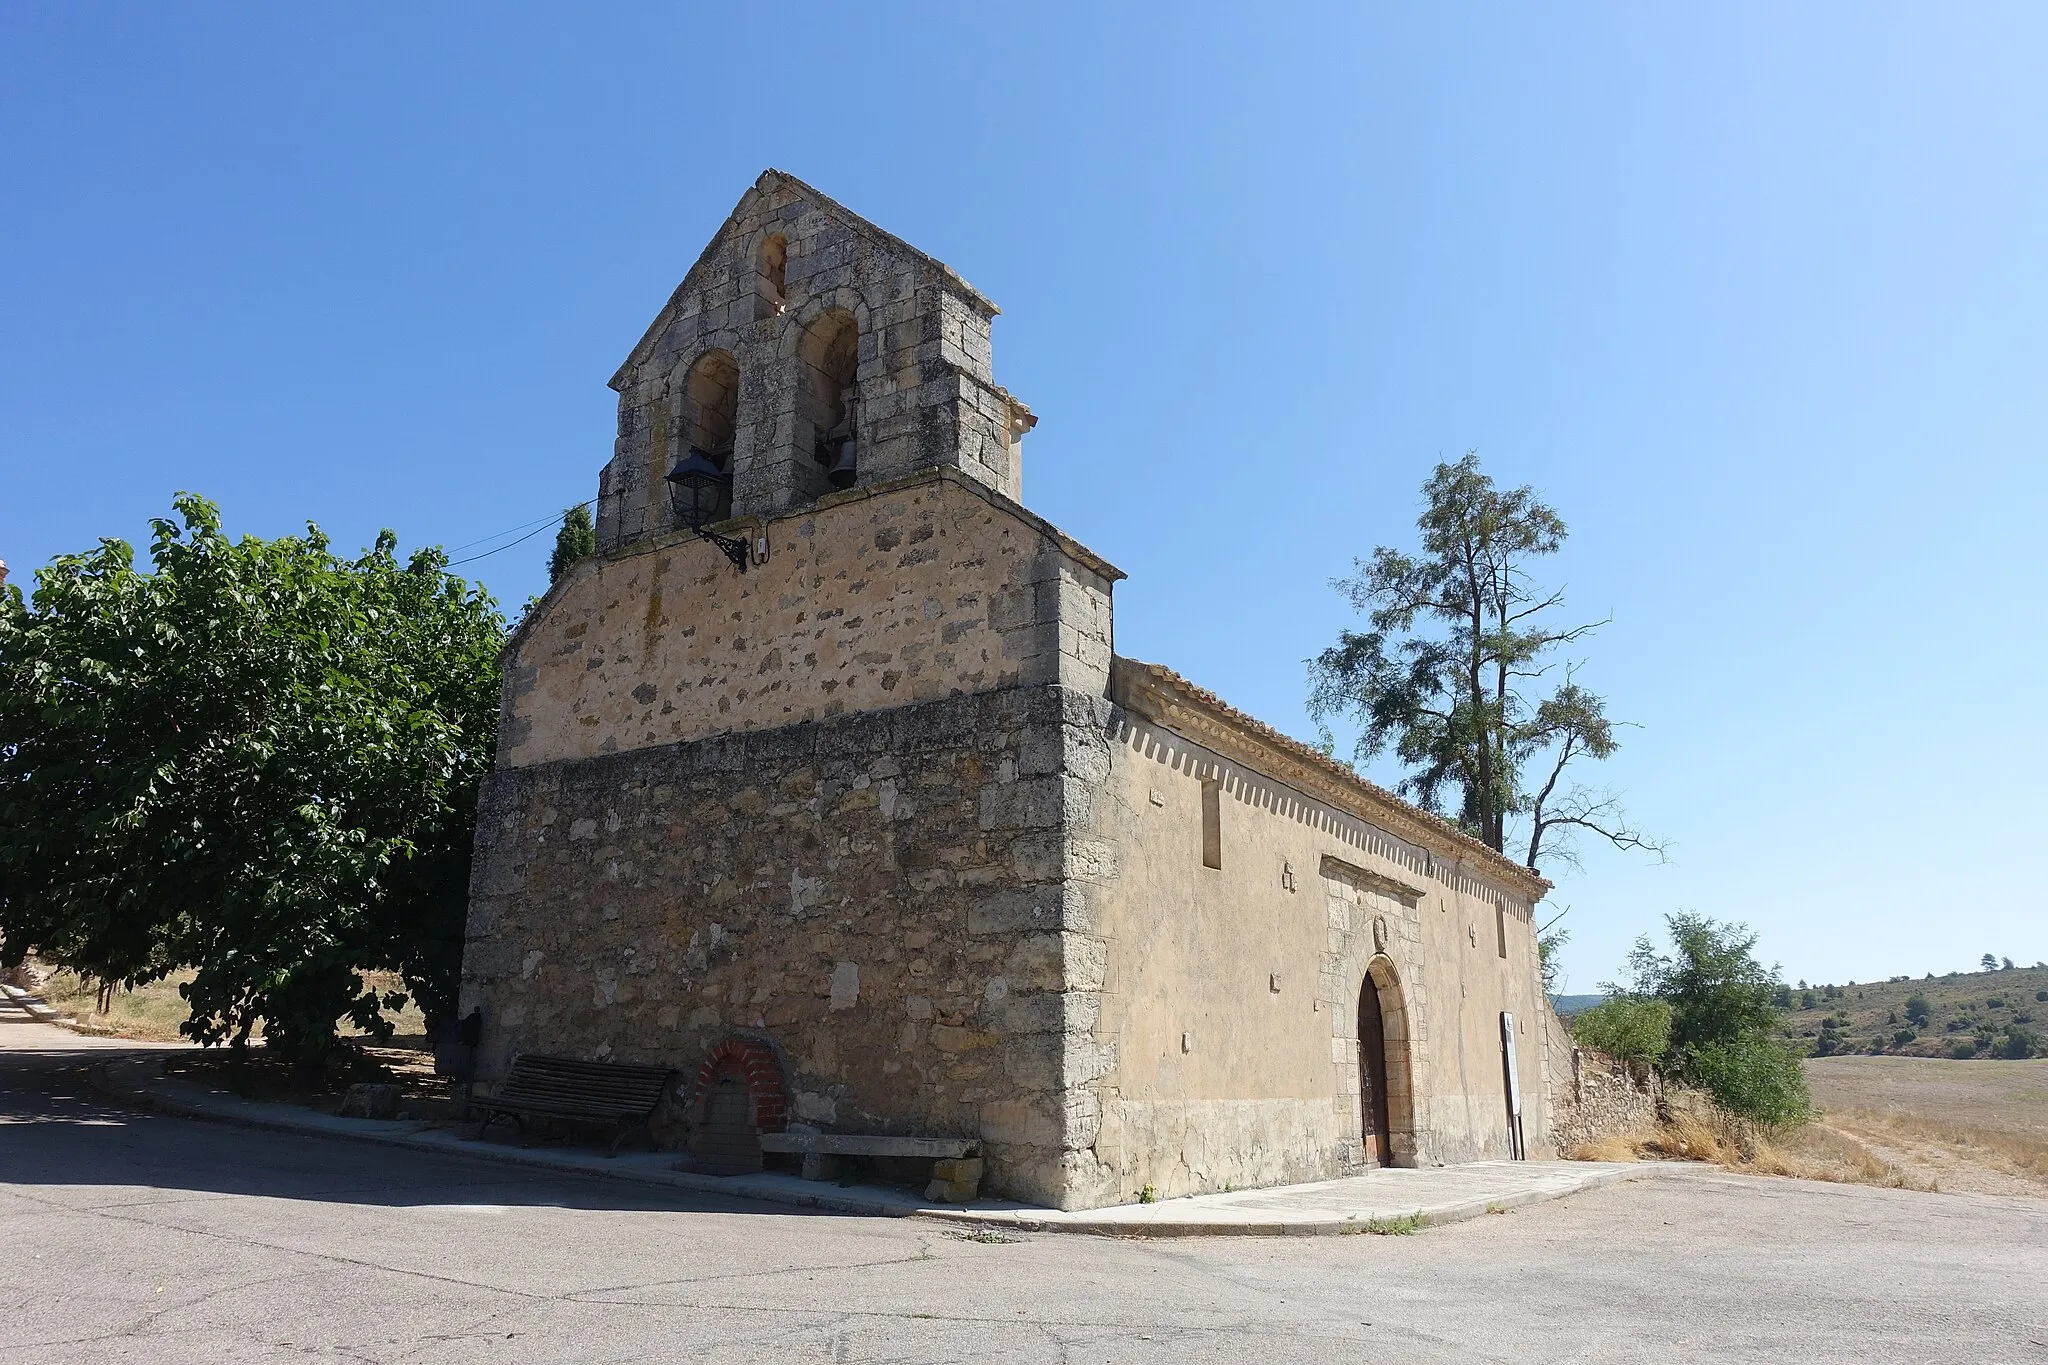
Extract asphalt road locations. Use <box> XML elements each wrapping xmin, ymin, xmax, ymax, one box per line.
<box><xmin>3</xmin><ymin>1002</ymin><xmax>2045</xmax><ymax>1363</ymax></box>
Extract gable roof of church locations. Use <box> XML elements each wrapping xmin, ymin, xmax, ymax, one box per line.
<box><xmin>609</xmin><ymin>169</ymin><xmax>998</xmax><ymax>391</ymax></box>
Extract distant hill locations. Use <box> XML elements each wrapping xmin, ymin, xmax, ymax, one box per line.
<box><xmin>1777</xmin><ymin>962</ymin><xmax>2048</xmax><ymax>1059</ymax></box>
<box><xmin>1550</xmin><ymin>993</ymin><xmax>1606</xmax><ymax>1018</ymax></box>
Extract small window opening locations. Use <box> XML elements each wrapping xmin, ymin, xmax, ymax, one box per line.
<box><xmin>1200</xmin><ymin>778</ymin><xmax>1222</xmax><ymax>870</ymax></box>
<box><xmin>753</xmin><ymin>234</ymin><xmax>787</xmax><ymax>320</ymax></box>
<box><xmin>1495</xmin><ymin>902</ymin><xmax>1509</xmax><ymax>959</ymax></box>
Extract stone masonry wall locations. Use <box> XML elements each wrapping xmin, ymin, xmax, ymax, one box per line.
<box><xmin>500</xmin><ymin>471</ymin><xmax>1115</xmax><ymax>771</ymax></box>
<box><xmin>600</xmin><ymin>169</ymin><xmax>1029</xmax><ymax>545</ymax></box>
<box><xmin>1541</xmin><ymin>1002</ymin><xmax>1659</xmax><ymax>1155</ymax></box>
<box><xmin>460</xmin><ymin>684</ymin><xmax>1107</xmax><ymax>1208</ymax></box>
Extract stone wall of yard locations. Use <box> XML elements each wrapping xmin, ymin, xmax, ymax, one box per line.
<box><xmin>1544</xmin><ymin>1020</ymin><xmax>1660</xmax><ymax>1156</ymax></box>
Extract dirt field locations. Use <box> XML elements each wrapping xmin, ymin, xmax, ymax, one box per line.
<box><xmin>1806</xmin><ymin>1055</ymin><xmax>2048</xmax><ymax>1197</ymax></box>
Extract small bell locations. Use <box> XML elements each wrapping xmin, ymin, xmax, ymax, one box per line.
<box><xmin>825</xmin><ymin>435</ymin><xmax>858</xmax><ymax>490</ymax></box>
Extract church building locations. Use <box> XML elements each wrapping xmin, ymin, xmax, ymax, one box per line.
<box><xmin>459</xmin><ymin>170</ymin><xmax>1567</xmax><ymax>1210</ymax></box>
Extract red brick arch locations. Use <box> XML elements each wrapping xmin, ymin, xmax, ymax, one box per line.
<box><xmin>689</xmin><ymin>1036</ymin><xmax>788</xmax><ymax>1134</ymax></box>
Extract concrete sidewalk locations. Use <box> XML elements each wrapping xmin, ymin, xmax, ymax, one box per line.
<box><xmin>79</xmin><ymin>1046</ymin><xmax>1656</xmax><ymax>1236</ymax></box>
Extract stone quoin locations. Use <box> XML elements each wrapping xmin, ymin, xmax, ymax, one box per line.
<box><xmin>457</xmin><ymin>170</ymin><xmax>1582</xmax><ymax>1209</ymax></box>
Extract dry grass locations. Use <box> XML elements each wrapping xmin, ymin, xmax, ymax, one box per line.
<box><xmin>34</xmin><ymin>967</ymin><xmax>198</xmax><ymax>1041</ymax></box>
<box><xmin>1567</xmin><ymin>1091</ymin><xmax>1934</xmax><ymax>1191</ymax></box>
<box><xmin>1753</xmin><ymin>1122</ymin><xmax>1936</xmax><ymax>1191</ymax></box>
<box><xmin>19</xmin><ymin>960</ymin><xmax>429</xmax><ymax>1045</ymax></box>
<box><xmin>1568</xmin><ymin>1059</ymin><xmax>2048</xmax><ymax>1197</ymax></box>
<box><xmin>1567</xmin><ymin>1133</ymin><xmax>1650</xmax><ymax>1163</ymax></box>
<box><xmin>1804</xmin><ymin>1056</ymin><xmax>2048</xmax><ymax>1196</ymax></box>
<box><xmin>1823</xmin><ymin>1106</ymin><xmax>2048</xmax><ymax>1192</ymax></box>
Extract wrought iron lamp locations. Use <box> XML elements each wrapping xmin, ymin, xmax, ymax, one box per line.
<box><xmin>665</xmin><ymin>446</ymin><xmax>749</xmax><ymax>571</ymax></box>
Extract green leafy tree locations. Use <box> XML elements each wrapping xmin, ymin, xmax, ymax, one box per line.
<box><xmin>1569</xmin><ymin>995</ymin><xmax>1671</xmax><ymax>1067</ymax></box>
<box><xmin>0</xmin><ymin>495</ymin><xmax>504</xmax><ymax>1061</ymax></box>
<box><xmin>1680</xmin><ymin>1034</ymin><xmax>1811</xmax><ymax>1124</ymax></box>
<box><xmin>1308</xmin><ymin>453</ymin><xmax>1658</xmax><ymax>873</ymax></box>
<box><xmin>1613</xmin><ymin>913</ymin><xmax>1811</xmax><ymax>1126</ymax></box>
<box><xmin>1981</xmin><ymin>953</ymin><xmax>1999</xmax><ymax>972</ymax></box>
<box><xmin>548</xmin><ymin>503</ymin><xmax>596</xmax><ymax>585</ymax></box>
<box><xmin>1904</xmin><ymin>994</ymin><xmax>1931</xmax><ymax>1027</ymax></box>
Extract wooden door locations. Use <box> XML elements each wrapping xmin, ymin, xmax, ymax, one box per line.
<box><xmin>1358</xmin><ymin>976</ymin><xmax>1394</xmax><ymax>1166</ymax></box>
<box><xmin>687</xmin><ymin>1069</ymin><xmax>763</xmax><ymax>1175</ymax></box>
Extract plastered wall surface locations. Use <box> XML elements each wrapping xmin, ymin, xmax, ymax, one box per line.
<box><xmin>1075</xmin><ymin>704</ymin><xmax>1552</xmax><ymax>1204</ymax></box>
<box><xmin>499</xmin><ymin>473</ymin><xmax>1115</xmax><ymax>771</ymax></box>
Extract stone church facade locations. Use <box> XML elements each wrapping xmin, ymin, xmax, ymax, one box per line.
<box><xmin>459</xmin><ymin>170</ymin><xmax>1566</xmax><ymax>1210</ymax></box>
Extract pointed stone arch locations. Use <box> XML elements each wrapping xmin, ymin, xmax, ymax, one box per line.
<box><xmin>1358</xmin><ymin>956</ymin><xmax>1418</xmax><ymax>1167</ymax></box>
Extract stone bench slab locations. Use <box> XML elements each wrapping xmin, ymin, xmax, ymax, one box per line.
<box><xmin>759</xmin><ymin>1133</ymin><xmax>977</xmax><ymax>1159</ymax></box>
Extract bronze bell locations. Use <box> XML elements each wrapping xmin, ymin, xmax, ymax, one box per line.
<box><xmin>825</xmin><ymin>434</ymin><xmax>858</xmax><ymax>490</ymax></box>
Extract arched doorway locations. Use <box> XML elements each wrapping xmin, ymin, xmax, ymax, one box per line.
<box><xmin>685</xmin><ymin>1036</ymin><xmax>788</xmax><ymax>1176</ymax></box>
<box><xmin>1358</xmin><ymin>973</ymin><xmax>1395</xmax><ymax>1166</ymax></box>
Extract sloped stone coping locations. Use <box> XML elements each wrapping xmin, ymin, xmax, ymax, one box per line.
<box><xmin>87</xmin><ymin>1053</ymin><xmax>1652</xmax><ymax>1237</ymax></box>
<box><xmin>0</xmin><ymin>983</ymin><xmax>62</xmax><ymax>1023</ymax></box>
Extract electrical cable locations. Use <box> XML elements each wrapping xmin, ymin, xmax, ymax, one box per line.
<box><xmin>443</xmin><ymin>498</ymin><xmax>596</xmax><ymax>569</ymax></box>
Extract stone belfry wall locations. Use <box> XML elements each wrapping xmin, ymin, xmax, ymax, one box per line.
<box><xmin>596</xmin><ymin>169</ymin><xmax>1035</xmax><ymax>549</ymax></box>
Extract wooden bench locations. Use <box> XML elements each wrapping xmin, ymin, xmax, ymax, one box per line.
<box><xmin>758</xmin><ymin>1132</ymin><xmax>984</xmax><ymax>1202</ymax></box>
<box><xmin>474</xmin><ymin>1054</ymin><xmax>677</xmax><ymax>1154</ymax></box>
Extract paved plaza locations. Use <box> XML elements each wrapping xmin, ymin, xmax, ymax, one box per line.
<box><xmin>3</xmin><ymin>998</ymin><xmax>2045</xmax><ymax>1363</ymax></box>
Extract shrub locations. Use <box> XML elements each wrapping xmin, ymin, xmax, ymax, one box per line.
<box><xmin>1951</xmin><ymin>1039</ymin><xmax>1981</xmax><ymax>1059</ymax></box>
<box><xmin>1987</xmin><ymin>996</ymin><xmax>2006</xmax><ymax>1010</ymax></box>
<box><xmin>547</xmin><ymin>503</ymin><xmax>596</xmax><ymax>585</ymax></box>
<box><xmin>1609</xmin><ymin>914</ymin><xmax>1811</xmax><ymax>1127</ymax></box>
<box><xmin>1994</xmin><ymin>1024</ymin><xmax>2042</xmax><ymax>1060</ymax></box>
<box><xmin>1904</xmin><ymin>995</ymin><xmax>1931</xmax><ymax>1027</ymax></box>
<box><xmin>1675</xmin><ymin>1036</ymin><xmax>1812</xmax><ymax>1127</ymax></box>
<box><xmin>1892</xmin><ymin>1028</ymin><xmax>1917</xmax><ymax>1047</ymax></box>
<box><xmin>2036</xmin><ymin>990</ymin><xmax>2048</xmax><ymax>1003</ymax></box>
<box><xmin>1572</xmin><ymin>996</ymin><xmax>1672</xmax><ymax>1066</ymax></box>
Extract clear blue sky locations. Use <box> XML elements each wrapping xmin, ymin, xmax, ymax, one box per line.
<box><xmin>5</xmin><ymin>4</ymin><xmax>2043</xmax><ymax>992</ymax></box>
